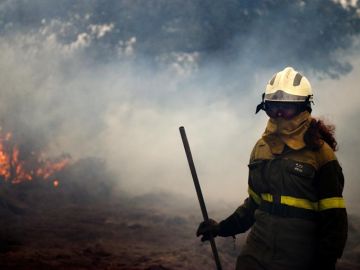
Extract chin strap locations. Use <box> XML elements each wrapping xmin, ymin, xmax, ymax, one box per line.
<box><xmin>255</xmin><ymin>93</ymin><xmax>265</xmax><ymax>114</ymax></box>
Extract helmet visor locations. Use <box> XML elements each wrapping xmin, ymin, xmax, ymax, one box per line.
<box><xmin>265</xmin><ymin>102</ymin><xmax>305</xmax><ymax>119</ymax></box>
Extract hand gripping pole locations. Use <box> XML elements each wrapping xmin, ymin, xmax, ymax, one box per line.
<box><xmin>179</xmin><ymin>126</ymin><xmax>222</xmax><ymax>270</ymax></box>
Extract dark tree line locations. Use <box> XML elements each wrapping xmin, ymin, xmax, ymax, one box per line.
<box><xmin>0</xmin><ymin>0</ymin><xmax>359</xmax><ymax>77</ymax></box>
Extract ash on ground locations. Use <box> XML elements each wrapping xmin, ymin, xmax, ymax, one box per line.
<box><xmin>0</xmin><ymin>161</ymin><xmax>358</xmax><ymax>269</ymax></box>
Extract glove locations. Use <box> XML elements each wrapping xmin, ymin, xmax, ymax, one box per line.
<box><xmin>196</xmin><ymin>219</ymin><xmax>220</xmax><ymax>242</ymax></box>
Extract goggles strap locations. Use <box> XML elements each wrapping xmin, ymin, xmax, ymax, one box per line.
<box><xmin>306</xmin><ymin>95</ymin><xmax>314</xmax><ymax>105</ymax></box>
<box><xmin>255</xmin><ymin>93</ymin><xmax>265</xmax><ymax>114</ymax></box>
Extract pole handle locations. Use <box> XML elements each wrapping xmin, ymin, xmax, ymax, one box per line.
<box><xmin>179</xmin><ymin>126</ymin><xmax>222</xmax><ymax>270</ymax></box>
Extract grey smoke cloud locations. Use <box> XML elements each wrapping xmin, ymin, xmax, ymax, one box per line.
<box><xmin>0</xmin><ymin>5</ymin><xmax>359</xmax><ymax>215</ymax></box>
<box><xmin>312</xmin><ymin>59</ymin><xmax>360</xmax><ymax>213</ymax></box>
<box><xmin>0</xmin><ymin>27</ymin><xmax>265</xmax><ymax>203</ymax></box>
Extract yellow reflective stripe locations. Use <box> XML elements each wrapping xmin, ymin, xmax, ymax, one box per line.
<box><xmin>248</xmin><ymin>187</ymin><xmax>261</xmax><ymax>205</ymax></box>
<box><xmin>261</xmin><ymin>193</ymin><xmax>273</xmax><ymax>202</ymax></box>
<box><xmin>260</xmin><ymin>193</ymin><xmax>318</xmax><ymax>210</ymax></box>
<box><xmin>319</xmin><ymin>197</ymin><xmax>346</xmax><ymax>210</ymax></box>
<box><xmin>257</xmin><ymin>193</ymin><xmax>346</xmax><ymax>211</ymax></box>
<box><xmin>280</xmin><ymin>196</ymin><xmax>318</xmax><ymax>210</ymax></box>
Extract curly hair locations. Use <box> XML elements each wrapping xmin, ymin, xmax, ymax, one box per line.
<box><xmin>304</xmin><ymin>118</ymin><xmax>338</xmax><ymax>151</ymax></box>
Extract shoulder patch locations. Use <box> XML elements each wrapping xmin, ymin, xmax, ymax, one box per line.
<box><xmin>250</xmin><ymin>138</ymin><xmax>274</xmax><ymax>162</ymax></box>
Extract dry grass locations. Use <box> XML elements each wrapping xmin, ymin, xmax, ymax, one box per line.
<box><xmin>0</xmin><ymin>182</ymin><xmax>358</xmax><ymax>270</ymax></box>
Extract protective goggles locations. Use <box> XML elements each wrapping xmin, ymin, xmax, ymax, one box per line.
<box><xmin>265</xmin><ymin>102</ymin><xmax>305</xmax><ymax>119</ymax></box>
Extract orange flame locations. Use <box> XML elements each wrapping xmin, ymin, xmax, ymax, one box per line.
<box><xmin>0</xmin><ymin>129</ymin><xmax>70</xmax><ymax>185</ymax></box>
<box><xmin>53</xmin><ymin>179</ymin><xmax>59</xmax><ymax>188</ymax></box>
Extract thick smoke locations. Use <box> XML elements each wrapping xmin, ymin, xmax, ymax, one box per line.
<box><xmin>0</xmin><ymin>1</ymin><xmax>359</xmax><ymax>213</ymax></box>
<box><xmin>312</xmin><ymin>57</ymin><xmax>360</xmax><ymax>214</ymax></box>
<box><xmin>1</xmin><ymin>0</ymin><xmax>359</xmax><ymax>76</ymax></box>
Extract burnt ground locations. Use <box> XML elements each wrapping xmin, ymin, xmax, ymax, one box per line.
<box><xmin>0</xmin><ymin>180</ymin><xmax>359</xmax><ymax>270</ymax></box>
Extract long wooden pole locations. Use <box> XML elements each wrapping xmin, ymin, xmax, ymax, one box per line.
<box><xmin>179</xmin><ymin>126</ymin><xmax>222</xmax><ymax>270</ymax></box>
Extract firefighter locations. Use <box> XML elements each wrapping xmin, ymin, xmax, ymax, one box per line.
<box><xmin>197</xmin><ymin>67</ymin><xmax>348</xmax><ymax>270</ymax></box>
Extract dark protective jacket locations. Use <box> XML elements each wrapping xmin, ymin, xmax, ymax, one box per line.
<box><xmin>219</xmin><ymin>138</ymin><xmax>348</xmax><ymax>270</ymax></box>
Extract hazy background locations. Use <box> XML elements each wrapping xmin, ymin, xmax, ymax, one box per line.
<box><xmin>0</xmin><ymin>0</ymin><xmax>359</xmax><ymax>214</ymax></box>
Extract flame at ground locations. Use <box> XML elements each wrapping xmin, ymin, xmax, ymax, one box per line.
<box><xmin>53</xmin><ymin>179</ymin><xmax>59</xmax><ymax>188</ymax></box>
<box><xmin>0</xmin><ymin>129</ymin><xmax>70</xmax><ymax>184</ymax></box>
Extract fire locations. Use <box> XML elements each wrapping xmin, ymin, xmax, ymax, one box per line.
<box><xmin>53</xmin><ymin>179</ymin><xmax>59</xmax><ymax>188</ymax></box>
<box><xmin>0</xmin><ymin>129</ymin><xmax>70</xmax><ymax>185</ymax></box>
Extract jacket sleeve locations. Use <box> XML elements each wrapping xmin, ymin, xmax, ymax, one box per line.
<box><xmin>218</xmin><ymin>196</ymin><xmax>258</xmax><ymax>237</ymax></box>
<box><xmin>314</xmin><ymin>159</ymin><xmax>348</xmax><ymax>269</ymax></box>
<box><xmin>217</xmin><ymin>142</ymin><xmax>261</xmax><ymax>237</ymax></box>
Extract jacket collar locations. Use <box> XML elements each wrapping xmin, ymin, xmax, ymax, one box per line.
<box><xmin>262</xmin><ymin>111</ymin><xmax>312</xmax><ymax>154</ymax></box>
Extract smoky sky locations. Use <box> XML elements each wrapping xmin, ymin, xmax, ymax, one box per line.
<box><xmin>1</xmin><ymin>0</ymin><xmax>359</xmax><ymax>76</ymax></box>
<box><xmin>0</xmin><ymin>1</ymin><xmax>359</xmax><ymax>213</ymax></box>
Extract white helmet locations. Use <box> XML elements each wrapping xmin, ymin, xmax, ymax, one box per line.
<box><xmin>256</xmin><ymin>67</ymin><xmax>313</xmax><ymax>113</ymax></box>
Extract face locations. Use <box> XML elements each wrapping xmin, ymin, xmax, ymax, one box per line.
<box><xmin>265</xmin><ymin>102</ymin><xmax>303</xmax><ymax>120</ymax></box>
